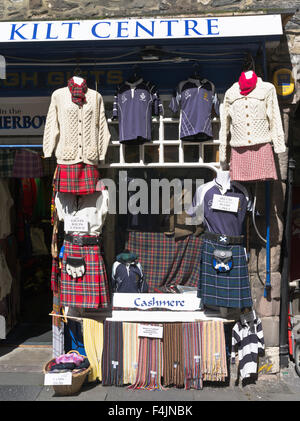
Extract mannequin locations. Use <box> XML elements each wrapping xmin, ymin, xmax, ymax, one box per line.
<box><xmin>188</xmin><ymin>171</ymin><xmax>253</xmax><ymax>311</ymax></box>
<box><xmin>73</xmin><ymin>76</ymin><xmax>84</xmax><ymax>85</ymax></box>
<box><xmin>219</xmin><ymin>69</ymin><xmax>286</xmax><ymax>181</ymax></box>
<box><xmin>214</xmin><ymin>169</ymin><xmax>231</xmax><ymax>195</ymax></box>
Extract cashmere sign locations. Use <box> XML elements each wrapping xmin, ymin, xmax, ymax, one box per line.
<box><xmin>113</xmin><ymin>293</ymin><xmax>201</xmax><ymax>311</ymax></box>
<box><xmin>0</xmin><ymin>15</ymin><xmax>282</xmax><ymax>43</ymax></box>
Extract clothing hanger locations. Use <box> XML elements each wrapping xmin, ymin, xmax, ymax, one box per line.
<box><xmin>190</xmin><ymin>62</ymin><xmax>202</xmax><ymax>80</ymax></box>
<box><xmin>127</xmin><ymin>65</ymin><xmax>142</xmax><ymax>83</ymax></box>
<box><xmin>240</xmin><ymin>309</ymin><xmax>257</xmax><ymax>332</ymax></box>
<box><xmin>241</xmin><ymin>53</ymin><xmax>256</xmax><ymax>73</ymax></box>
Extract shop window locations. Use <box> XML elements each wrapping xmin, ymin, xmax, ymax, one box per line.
<box><xmin>104</xmin><ymin>94</ymin><xmax>220</xmax><ymax>168</ymax></box>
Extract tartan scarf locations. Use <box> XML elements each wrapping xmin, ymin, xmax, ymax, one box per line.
<box><xmin>68</xmin><ymin>77</ymin><xmax>88</xmax><ymax>106</ymax></box>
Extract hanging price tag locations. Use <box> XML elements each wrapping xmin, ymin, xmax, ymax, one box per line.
<box><xmin>64</xmin><ymin>216</ymin><xmax>88</xmax><ymax>232</ymax></box>
<box><xmin>138</xmin><ymin>324</ymin><xmax>163</xmax><ymax>339</ymax></box>
<box><xmin>211</xmin><ymin>194</ymin><xmax>239</xmax><ymax>213</ymax></box>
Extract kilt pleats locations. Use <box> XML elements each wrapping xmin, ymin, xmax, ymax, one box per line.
<box><xmin>54</xmin><ymin>163</ymin><xmax>100</xmax><ymax>195</ymax></box>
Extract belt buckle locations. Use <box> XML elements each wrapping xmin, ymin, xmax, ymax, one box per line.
<box><xmin>73</xmin><ymin>236</ymin><xmax>83</xmax><ymax>246</ymax></box>
<box><xmin>218</xmin><ymin>235</ymin><xmax>229</xmax><ymax>245</ymax></box>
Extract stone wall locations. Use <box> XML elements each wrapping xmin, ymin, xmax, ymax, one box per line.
<box><xmin>0</xmin><ymin>0</ymin><xmax>298</xmax><ymax>21</ymax></box>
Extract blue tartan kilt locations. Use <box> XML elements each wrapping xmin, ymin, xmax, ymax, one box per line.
<box><xmin>199</xmin><ymin>238</ymin><xmax>252</xmax><ymax>309</ymax></box>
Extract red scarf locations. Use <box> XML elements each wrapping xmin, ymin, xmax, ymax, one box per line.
<box><xmin>238</xmin><ymin>71</ymin><xmax>258</xmax><ymax>96</ymax></box>
<box><xmin>68</xmin><ymin>77</ymin><xmax>88</xmax><ymax>106</ymax></box>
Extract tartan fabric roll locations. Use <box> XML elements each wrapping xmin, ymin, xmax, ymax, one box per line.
<box><xmin>126</xmin><ymin>232</ymin><xmax>201</xmax><ymax>291</ymax></box>
<box><xmin>0</xmin><ymin>149</ymin><xmax>15</xmax><ymax>177</ymax></box>
<box><xmin>163</xmin><ymin>323</ymin><xmax>184</xmax><ymax>388</ymax></box>
<box><xmin>102</xmin><ymin>321</ymin><xmax>124</xmax><ymax>386</ymax></box>
<box><xmin>60</xmin><ymin>238</ymin><xmax>109</xmax><ymax>309</ymax></box>
<box><xmin>201</xmin><ymin>321</ymin><xmax>228</xmax><ymax>382</ymax></box>
<box><xmin>199</xmin><ymin>238</ymin><xmax>252</xmax><ymax>309</ymax></box>
<box><xmin>182</xmin><ymin>322</ymin><xmax>203</xmax><ymax>390</ymax></box>
<box><xmin>12</xmin><ymin>149</ymin><xmax>44</xmax><ymax>178</ymax></box>
<box><xmin>54</xmin><ymin>163</ymin><xmax>100</xmax><ymax>195</ymax></box>
<box><xmin>230</xmin><ymin>143</ymin><xmax>278</xmax><ymax>182</ymax></box>
<box><xmin>123</xmin><ymin>323</ymin><xmax>140</xmax><ymax>385</ymax></box>
<box><xmin>83</xmin><ymin>318</ymin><xmax>104</xmax><ymax>382</ymax></box>
<box><xmin>128</xmin><ymin>334</ymin><xmax>164</xmax><ymax>391</ymax></box>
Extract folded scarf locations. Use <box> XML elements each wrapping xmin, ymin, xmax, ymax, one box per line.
<box><xmin>123</xmin><ymin>323</ymin><xmax>140</xmax><ymax>385</ymax></box>
<box><xmin>201</xmin><ymin>321</ymin><xmax>228</xmax><ymax>382</ymax></box>
<box><xmin>182</xmin><ymin>322</ymin><xmax>203</xmax><ymax>390</ymax></box>
<box><xmin>68</xmin><ymin>77</ymin><xmax>88</xmax><ymax>106</ymax></box>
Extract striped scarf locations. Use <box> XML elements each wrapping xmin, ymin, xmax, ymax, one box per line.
<box><xmin>102</xmin><ymin>321</ymin><xmax>123</xmax><ymax>386</ymax></box>
<box><xmin>128</xmin><ymin>333</ymin><xmax>164</xmax><ymax>391</ymax></box>
<box><xmin>182</xmin><ymin>322</ymin><xmax>203</xmax><ymax>390</ymax></box>
<box><xmin>201</xmin><ymin>321</ymin><xmax>228</xmax><ymax>382</ymax></box>
<box><xmin>67</xmin><ymin>77</ymin><xmax>88</xmax><ymax>106</ymax></box>
<box><xmin>82</xmin><ymin>319</ymin><xmax>104</xmax><ymax>383</ymax></box>
<box><xmin>123</xmin><ymin>323</ymin><xmax>140</xmax><ymax>385</ymax></box>
<box><xmin>163</xmin><ymin>323</ymin><xmax>184</xmax><ymax>388</ymax></box>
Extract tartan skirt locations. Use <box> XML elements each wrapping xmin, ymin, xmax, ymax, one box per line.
<box><xmin>60</xmin><ymin>238</ymin><xmax>109</xmax><ymax>309</ymax></box>
<box><xmin>54</xmin><ymin>163</ymin><xmax>100</xmax><ymax>194</ymax></box>
<box><xmin>126</xmin><ymin>232</ymin><xmax>201</xmax><ymax>292</ymax></box>
<box><xmin>230</xmin><ymin>142</ymin><xmax>278</xmax><ymax>182</ymax></box>
<box><xmin>199</xmin><ymin>238</ymin><xmax>252</xmax><ymax>309</ymax></box>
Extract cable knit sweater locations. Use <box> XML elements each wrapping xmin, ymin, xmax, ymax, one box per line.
<box><xmin>43</xmin><ymin>86</ymin><xmax>111</xmax><ymax>165</ymax></box>
<box><xmin>219</xmin><ymin>77</ymin><xmax>286</xmax><ymax>169</ymax></box>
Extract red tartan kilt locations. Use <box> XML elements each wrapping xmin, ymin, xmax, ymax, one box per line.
<box><xmin>54</xmin><ymin>163</ymin><xmax>100</xmax><ymax>195</ymax></box>
<box><xmin>60</xmin><ymin>238</ymin><xmax>109</xmax><ymax>309</ymax></box>
<box><xmin>230</xmin><ymin>142</ymin><xmax>278</xmax><ymax>182</ymax></box>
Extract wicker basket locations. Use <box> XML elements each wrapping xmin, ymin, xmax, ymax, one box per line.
<box><xmin>44</xmin><ymin>350</ymin><xmax>90</xmax><ymax>396</ymax></box>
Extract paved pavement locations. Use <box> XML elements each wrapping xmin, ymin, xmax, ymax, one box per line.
<box><xmin>0</xmin><ymin>345</ymin><xmax>300</xmax><ymax>404</ymax></box>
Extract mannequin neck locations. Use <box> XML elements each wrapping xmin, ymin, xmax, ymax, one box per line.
<box><xmin>73</xmin><ymin>76</ymin><xmax>84</xmax><ymax>85</ymax></box>
<box><xmin>244</xmin><ymin>70</ymin><xmax>254</xmax><ymax>79</ymax></box>
<box><xmin>215</xmin><ymin>170</ymin><xmax>231</xmax><ymax>193</ymax></box>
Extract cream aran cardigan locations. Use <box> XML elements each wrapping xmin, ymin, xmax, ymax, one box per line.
<box><xmin>219</xmin><ymin>77</ymin><xmax>286</xmax><ymax>168</ymax></box>
<box><xmin>43</xmin><ymin>86</ymin><xmax>111</xmax><ymax>165</ymax></box>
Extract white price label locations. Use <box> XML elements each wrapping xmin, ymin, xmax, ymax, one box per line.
<box><xmin>44</xmin><ymin>371</ymin><xmax>72</xmax><ymax>386</ymax></box>
<box><xmin>211</xmin><ymin>194</ymin><xmax>239</xmax><ymax>213</ymax></box>
<box><xmin>65</xmin><ymin>216</ymin><xmax>88</xmax><ymax>232</ymax></box>
<box><xmin>138</xmin><ymin>324</ymin><xmax>163</xmax><ymax>339</ymax></box>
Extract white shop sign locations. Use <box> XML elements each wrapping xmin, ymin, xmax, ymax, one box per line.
<box><xmin>112</xmin><ymin>293</ymin><xmax>201</xmax><ymax>311</ymax></box>
<box><xmin>211</xmin><ymin>194</ymin><xmax>240</xmax><ymax>213</ymax></box>
<box><xmin>0</xmin><ymin>15</ymin><xmax>282</xmax><ymax>43</ymax></box>
<box><xmin>138</xmin><ymin>324</ymin><xmax>163</xmax><ymax>339</ymax></box>
<box><xmin>44</xmin><ymin>371</ymin><xmax>72</xmax><ymax>386</ymax></box>
<box><xmin>0</xmin><ymin>97</ymin><xmax>50</xmax><ymax>136</ymax></box>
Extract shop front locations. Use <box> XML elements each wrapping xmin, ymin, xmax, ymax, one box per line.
<box><xmin>0</xmin><ymin>12</ymin><xmax>296</xmax><ymax>390</ymax></box>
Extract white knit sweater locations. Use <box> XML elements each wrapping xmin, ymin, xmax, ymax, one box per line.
<box><xmin>43</xmin><ymin>86</ymin><xmax>111</xmax><ymax>165</ymax></box>
<box><xmin>219</xmin><ymin>77</ymin><xmax>286</xmax><ymax>168</ymax></box>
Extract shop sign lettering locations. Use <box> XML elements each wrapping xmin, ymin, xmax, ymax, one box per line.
<box><xmin>0</xmin><ymin>97</ymin><xmax>49</xmax><ymax>136</ymax></box>
<box><xmin>0</xmin><ymin>15</ymin><xmax>282</xmax><ymax>43</ymax></box>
